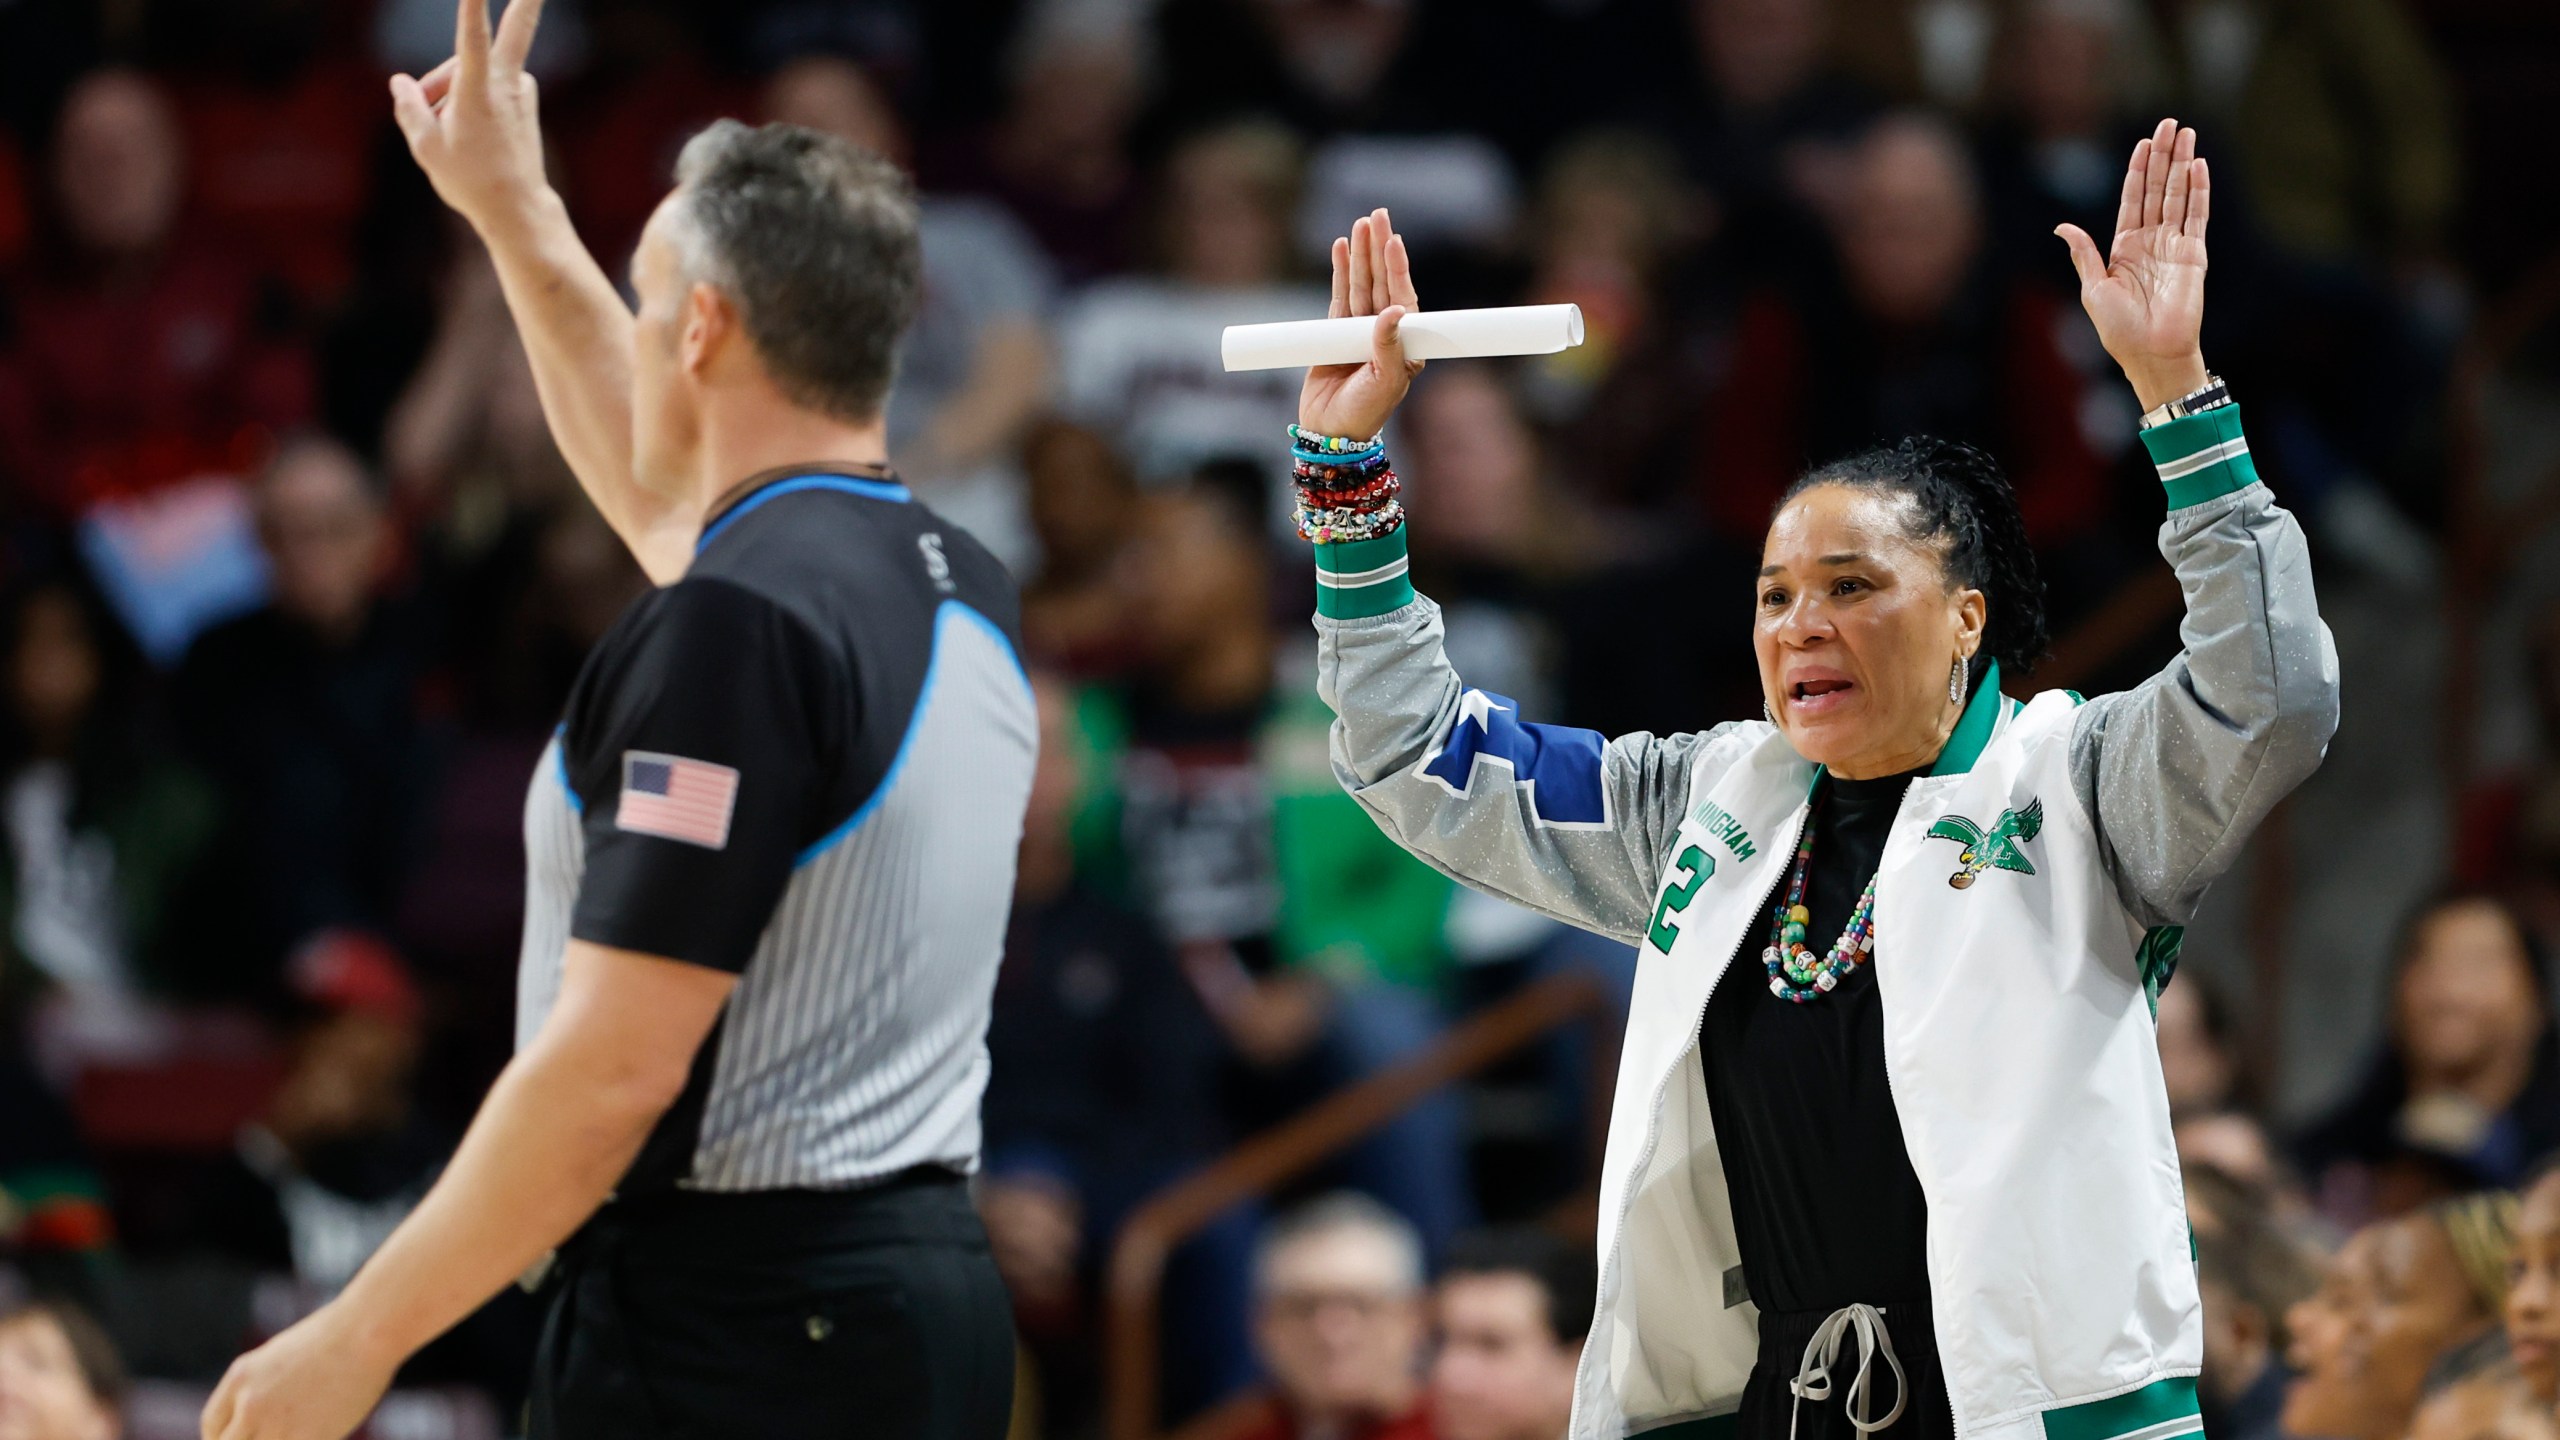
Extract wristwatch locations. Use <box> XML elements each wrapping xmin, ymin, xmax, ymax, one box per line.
<box><xmin>2139</xmin><ymin>374</ymin><xmax>2231</xmax><ymax>431</ymax></box>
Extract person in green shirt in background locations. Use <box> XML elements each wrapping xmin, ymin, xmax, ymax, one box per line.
<box><xmin>1056</xmin><ymin>456</ymin><xmax>1475</xmax><ymax>1255</ymax></box>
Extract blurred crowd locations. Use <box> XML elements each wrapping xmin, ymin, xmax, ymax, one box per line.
<box><xmin>0</xmin><ymin>0</ymin><xmax>2554</xmax><ymax>1436</ymax></box>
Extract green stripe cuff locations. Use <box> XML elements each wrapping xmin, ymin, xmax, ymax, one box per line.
<box><xmin>2140</xmin><ymin>403</ymin><xmax>2257</xmax><ymax>509</ymax></box>
<box><xmin>1313</xmin><ymin>530</ymin><xmax>1415</xmax><ymax>619</ymax></box>
<box><xmin>2042</xmin><ymin>1377</ymin><xmax>2203</xmax><ymax>1440</ymax></box>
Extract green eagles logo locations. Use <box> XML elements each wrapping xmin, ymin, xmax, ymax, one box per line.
<box><xmin>1925</xmin><ymin>799</ymin><xmax>2043</xmax><ymax>889</ymax></box>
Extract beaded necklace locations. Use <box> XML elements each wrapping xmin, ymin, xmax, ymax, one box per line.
<box><xmin>1762</xmin><ymin>799</ymin><xmax>1879</xmax><ymax>1001</ymax></box>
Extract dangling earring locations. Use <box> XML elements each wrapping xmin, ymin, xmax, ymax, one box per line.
<box><xmin>1949</xmin><ymin>657</ymin><xmax>1967</xmax><ymax>705</ymax></box>
<box><xmin>1763</xmin><ymin>698</ymin><xmax>1776</xmax><ymax>723</ymax></box>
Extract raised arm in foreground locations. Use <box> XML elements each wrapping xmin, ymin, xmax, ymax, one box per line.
<box><xmin>1299</xmin><ymin>212</ymin><xmax>1725</xmax><ymax>944</ymax></box>
<box><xmin>388</xmin><ymin>0</ymin><xmax>696</xmax><ymax>584</ymax></box>
<box><xmin>2054</xmin><ymin>121</ymin><xmax>2341</xmax><ymax>927</ymax></box>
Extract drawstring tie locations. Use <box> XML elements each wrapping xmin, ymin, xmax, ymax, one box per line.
<box><xmin>1788</xmin><ymin>1302</ymin><xmax>1908</xmax><ymax>1439</ymax></box>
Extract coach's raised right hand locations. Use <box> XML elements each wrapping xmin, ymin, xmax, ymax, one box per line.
<box><xmin>388</xmin><ymin>0</ymin><xmax>550</xmax><ymax>237</ymax></box>
<box><xmin>1298</xmin><ymin>208</ymin><xmax>1424</xmax><ymax>440</ymax></box>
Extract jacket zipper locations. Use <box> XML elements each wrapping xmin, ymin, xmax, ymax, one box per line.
<box><xmin>1872</xmin><ymin>778</ymin><xmax>1966</xmax><ymax>1437</ymax></box>
<box><xmin>1573</xmin><ymin>799</ymin><xmax>1812</xmax><ymax>1439</ymax></box>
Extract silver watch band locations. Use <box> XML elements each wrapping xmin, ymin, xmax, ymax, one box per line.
<box><xmin>2139</xmin><ymin>374</ymin><xmax>2230</xmax><ymax>431</ymax></box>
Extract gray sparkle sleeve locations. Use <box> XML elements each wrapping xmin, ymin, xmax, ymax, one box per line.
<box><xmin>2069</xmin><ymin>405</ymin><xmax>2342</xmax><ymax>928</ymax></box>
<box><xmin>1313</xmin><ymin>584</ymin><xmax>1731</xmax><ymax>946</ymax></box>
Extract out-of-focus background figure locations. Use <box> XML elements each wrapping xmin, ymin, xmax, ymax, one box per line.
<box><xmin>1427</xmin><ymin>1228</ymin><xmax>1590</xmax><ymax>1440</ymax></box>
<box><xmin>1233</xmin><ymin>1195</ymin><xmax>1434</xmax><ymax>1440</ymax></box>
<box><xmin>0</xmin><ymin>1294</ymin><xmax>123</xmax><ymax>1440</ymax></box>
<box><xmin>0</xmin><ymin>1</ymin><xmax>2553</xmax><ymax>1436</ymax></box>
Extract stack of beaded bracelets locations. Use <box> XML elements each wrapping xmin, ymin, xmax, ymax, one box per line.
<box><xmin>1289</xmin><ymin>424</ymin><xmax>1405</xmax><ymax>544</ymax></box>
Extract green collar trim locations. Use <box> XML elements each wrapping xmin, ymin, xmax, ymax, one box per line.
<box><xmin>1796</xmin><ymin>658</ymin><xmax>2006</xmax><ymax>790</ymax></box>
<box><xmin>1930</xmin><ymin>659</ymin><xmax>2005</xmax><ymax>776</ymax></box>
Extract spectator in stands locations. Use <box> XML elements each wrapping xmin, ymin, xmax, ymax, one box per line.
<box><xmin>0</xmin><ymin>1043</ymin><xmax>112</xmax><ymax>1267</ymax></box>
<box><xmin>174</xmin><ymin>437</ymin><xmax>431</xmax><ymax>977</ymax></box>
<box><xmin>2282</xmin><ymin>1196</ymin><xmax>2519</xmax><ymax>1440</ymax></box>
<box><xmin>1151</xmin><ymin>0</ymin><xmax>1436</xmax><ymax>143</ymax></box>
<box><xmin>1520</xmin><ymin>130</ymin><xmax>1712</xmax><ymax>511</ymax></box>
<box><xmin>1236</xmin><ymin>1194</ymin><xmax>1434</xmax><ymax>1440</ymax></box>
<box><xmin>0</xmin><ymin>1295</ymin><xmax>121</xmax><ymax>1440</ymax></box>
<box><xmin>2406</xmin><ymin>1363</ymin><xmax>2549</xmax><ymax>1434</ymax></box>
<box><xmin>1406</xmin><ymin>356</ymin><xmax>1744</xmax><ymax>745</ymax></box>
<box><xmin>165</xmin><ymin>0</ymin><xmax>382</xmax><ymax>313</ymax></box>
<box><xmin>2181</xmin><ymin>1112</ymin><xmax>2297</xmax><ymax>1205</ymax></box>
<box><xmin>1054</xmin><ymin>122</ymin><xmax>1326</xmax><ymax>491</ymax></box>
<box><xmin>2506</xmin><ymin>1161</ymin><xmax>2559</xmax><ymax>1407</ymax></box>
<box><xmin>391</xmin><ymin>498</ymin><xmax>647</xmax><ymax>1126</ymax></box>
<box><xmin>1077</xmin><ymin>458</ymin><xmax>1471</xmax><ymax>1254</ymax></box>
<box><xmin>542</xmin><ymin>2</ymin><xmax>749</xmax><ymax>271</ymax></box>
<box><xmin>2408</xmin><ymin>1374</ymin><xmax>2560</xmax><ymax>1440</ymax></box>
<box><xmin>2157</xmin><ymin>970</ymin><xmax>2307</xmax><ymax>1201</ymax></box>
<box><xmin>1658</xmin><ymin>0</ymin><xmax>1880</xmax><ymax>273</ymax></box>
<box><xmin>381</xmin><ymin>237</ymin><xmax>580</xmax><ymax>539</ymax></box>
<box><xmin>147</xmin><ymin>926</ymin><xmax>534</xmax><ymax>1409</ymax></box>
<box><xmin>1393</xmin><ymin>366</ymin><xmax>1645</xmax><ymax>1162</ymax></box>
<box><xmin>2158</xmin><ymin>972</ymin><xmax>2244</xmax><ymax>1119</ymax></box>
<box><xmin>2195</xmin><ymin>1196</ymin><xmax>2323</xmax><ymax>1440</ymax></box>
<box><xmin>763</xmin><ymin>53</ymin><xmax>1056</xmax><ymax>567</ymax></box>
<box><xmin>1017</xmin><ymin>419</ymin><xmax>1141</xmax><ymax>676</ymax></box>
<box><xmin>2460</xmin><ymin>600</ymin><xmax>2560</xmax><ymax>921</ymax></box>
<box><xmin>2297</xmin><ymin>894</ymin><xmax>2560</xmax><ymax>1217</ymax></box>
<box><xmin>2141</xmin><ymin>0</ymin><xmax>2460</xmax><ymax>552</ymax></box>
<box><xmin>1702</xmin><ymin>112</ymin><xmax>2118</xmax><ymax>624</ymax></box>
<box><xmin>981</xmin><ymin>670</ymin><xmax>1251</xmax><ymax>1421</ymax></box>
<box><xmin>2279</xmin><ymin>1218</ymin><xmax>2377</xmax><ymax>1440</ymax></box>
<box><xmin>384</xmin><ymin>234</ymin><xmax>638</xmax><ymax>737</ymax></box>
<box><xmin>0</xmin><ymin>571</ymin><xmax>226</xmax><ymax>1070</ymax></box>
<box><xmin>2152</xmin><ymin>0</ymin><xmax>2457</xmax><ymax>274</ymax></box>
<box><xmin>1977</xmin><ymin>0</ymin><xmax>2159</xmax><ymax>275</ymax></box>
<box><xmin>1396</xmin><ymin>366</ymin><xmax>1604</xmax><ymax>723</ymax></box>
<box><xmin>1430</xmin><ymin>1227</ymin><xmax>1593</xmax><ymax>1440</ymax></box>
<box><xmin>189</xmin><ymin>932</ymin><xmax>438</xmax><ymax>1300</ymax></box>
<box><xmin>0</xmin><ymin>68</ymin><xmax>311</xmax><ymax>519</ymax></box>
<box><xmin>2394</xmin><ymin>1194</ymin><xmax>2520</xmax><ymax>1388</ymax></box>
<box><xmin>2162</xmin><ymin>975</ymin><xmax>2307</xmax><ymax>1205</ymax></box>
<box><xmin>2442</xmin><ymin>1380</ymin><xmax>2560</xmax><ymax>1440</ymax></box>
<box><xmin>929</xmin><ymin>1</ymin><xmax>1150</xmax><ymax>284</ymax></box>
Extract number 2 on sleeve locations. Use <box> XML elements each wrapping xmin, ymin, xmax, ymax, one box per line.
<box><xmin>1647</xmin><ymin>845</ymin><xmax>1713</xmax><ymax>953</ymax></box>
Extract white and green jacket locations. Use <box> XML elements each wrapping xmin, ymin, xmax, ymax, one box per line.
<box><xmin>1309</xmin><ymin>406</ymin><xmax>2338</xmax><ymax>1440</ymax></box>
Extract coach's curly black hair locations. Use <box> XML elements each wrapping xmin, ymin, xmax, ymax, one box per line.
<box><xmin>1780</xmin><ymin>436</ymin><xmax>2052</xmax><ymax>680</ymax></box>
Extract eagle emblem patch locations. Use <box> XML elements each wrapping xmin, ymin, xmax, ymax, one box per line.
<box><xmin>1924</xmin><ymin>799</ymin><xmax>2043</xmax><ymax>889</ymax></box>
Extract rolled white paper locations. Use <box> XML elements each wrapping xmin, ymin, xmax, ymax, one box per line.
<box><xmin>1220</xmin><ymin>303</ymin><xmax>1585</xmax><ymax>372</ymax></box>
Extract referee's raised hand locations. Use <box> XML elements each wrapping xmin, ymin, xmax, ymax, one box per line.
<box><xmin>389</xmin><ymin>0</ymin><xmax>550</xmax><ymax>236</ymax></box>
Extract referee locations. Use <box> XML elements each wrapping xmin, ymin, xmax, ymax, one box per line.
<box><xmin>202</xmin><ymin>3</ymin><xmax>1034</xmax><ymax>1438</ymax></box>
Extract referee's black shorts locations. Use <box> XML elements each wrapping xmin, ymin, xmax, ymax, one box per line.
<box><xmin>528</xmin><ymin>1170</ymin><xmax>1014</xmax><ymax>1439</ymax></box>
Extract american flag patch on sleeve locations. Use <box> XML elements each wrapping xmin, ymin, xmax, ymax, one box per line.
<box><xmin>616</xmin><ymin>751</ymin><xmax>740</xmax><ymax>849</ymax></box>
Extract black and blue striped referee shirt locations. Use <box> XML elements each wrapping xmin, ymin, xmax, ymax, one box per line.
<box><xmin>518</xmin><ymin>465</ymin><xmax>1036</xmax><ymax>1193</ymax></box>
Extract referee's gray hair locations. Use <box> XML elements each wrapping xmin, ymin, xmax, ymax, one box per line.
<box><xmin>1252</xmin><ymin>1192</ymin><xmax>1426</xmax><ymax>1297</ymax></box>
<box><xmin>668</xmin><ymin>119</ymin><xmax>921</xmax><ymax>424</ymax></box>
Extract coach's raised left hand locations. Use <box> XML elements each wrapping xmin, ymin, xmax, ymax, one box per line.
<box><xmin>2055</xmin><ymin>118</ymin><xmax>2213</xmax><ymax>411</ymax></box>
<box><xmin>199</xmin><ymin>1300</ymin><xmax>401</xmax><ymax>1440</ymax></box>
